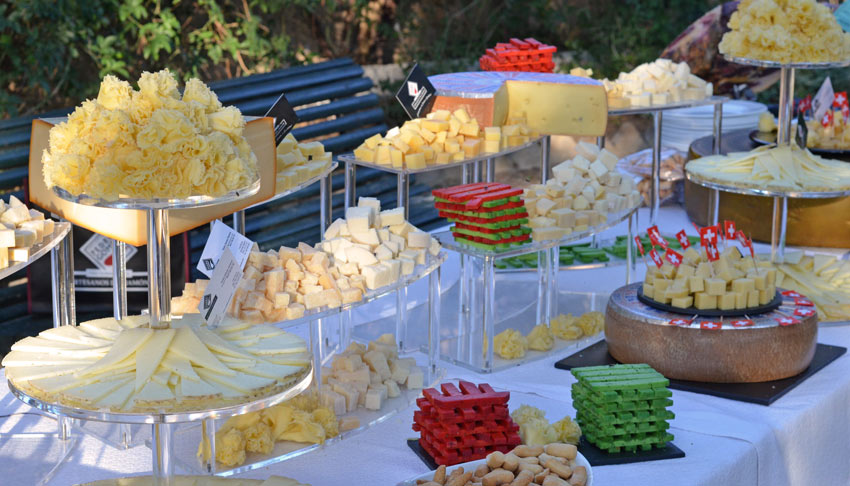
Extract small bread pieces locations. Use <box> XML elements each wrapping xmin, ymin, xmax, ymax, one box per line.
<box><xmin>419</xmin><ymin>444</ymin><xmax>588</xmax><ymax>486</ymax></box>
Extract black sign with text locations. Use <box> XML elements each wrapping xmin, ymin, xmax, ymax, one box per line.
<box><xmin>265</xmin><ymin>92</ymin><xmax>299</xmax><ymax>145</ymax></box>
<box><xmin>395</xmin><ymin>63</ymin><xmax>436</xmax><ymax>119</ymax></box>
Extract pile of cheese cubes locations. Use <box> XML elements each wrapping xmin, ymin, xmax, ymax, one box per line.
<box><xmin>173</xmin><ymin>198</ymin><xmax>440</xmax><ymax>323</ymax></box>
<box><xmin>602</xmin><ymin>59</ymin><xmax>713</xmax><ymax>109</ymax></box>
<box><xmin>276</xmin><ymin>134</ymin><xmax>333</xmax><ymax>192</ymax></box>
<box><xmin>525</xmin><ymin>142</ymin><xmax>640</xmax><ymax>241</ymax></box>
<box><xmin>352</xmin><ymin>109</ymin><xmax>537</xmax><ymax>169</ymax></box>
<box><xmin>0</xmin><ymin>196</ymin><xmax>56</xmax><ymax>268</ymax></box>
<box><xmin>321</xmin><ymin>335</ymin><xmax>423</xmax><ymax>415</ymax></box>
<box><xmin>643</xmin><ymin>246</ymin><xmax>778</xmax><ymax>310</ymax></box>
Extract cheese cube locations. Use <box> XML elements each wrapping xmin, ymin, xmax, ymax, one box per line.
<box><xmin>484</xmin><ymin>126</ymin><xmax>501</xmax><ymax>141</ymax></box>
<box><xmin>9</xmin><ymin>247</ymin><xmax>30</xmax><ymax>262</ymax></box>
<box><xmin>405</xmin><ymin>152</ymin><xmax>426</xmax><ymax>169</ymax></box>
<box><xmin>695</xmin><ymin>262</ymin><xmax>712</xmax><ymax>278</ymax></box>
<box><xmin>731</xmin><ymin>278</ymin><xmax>755</xmax><ymax>294</ymax></box>
<box><xmin>340</xmin><ymin>287</ymin><xmax>363</xmax><ymax>304</ymax></box>
<box><xmin>399</xmin><ymin>257</ymin><xmax>415</xmax><ymax>276</ymax></box>
<box><xmin>462</xmin><ymin>139</ymin><xmax>481</xmax><ymax>158</ymax></box>
<box><xmin>406</xmin><ymin>367</ymin><xmax>424</xmax><ymax>389</ymax></box>
<box><xmin>346</xmin><ymin>206</ymin><xmax>374</xmax><ymax>232</ymax></box>
<box><xmin>384</xmin><ymin>379</ymin><xmax>401</xmax><ymax>398</ymax></box>
<box><xmin>535</xmin><ymin>198</ymin><xmax>556</xmax><ymax>216</ymax></box>
<box><xmin>598</xmin><ymin>150</ymin><xmax>619</xmax><ymax>171</ymax></box>
<box><xmin>675</xmin><ymin>264</ymin><xmax>695</xmax><ymax>279</ymax></box>
<box><xmin>671</xmin><ymin>296</ymin><xmax>694</xmax><ymax>308</ymax></box>
<box><xmin>589</xmin><ymin>160</ymin><xmax>608</xmax><ymax>179</ymax></box>
<box><xmin>642</xmin><ymin>282</ymin><xmax>655</xmax><ymax>299</ymax></box>
<box><xmin>361</xmin><ymin>264</ymin><xmax>393</xmax><ymax>290</ymax></box>
<box><xmin>273</xmin><ymin>292</ymin><xmax>291</xmax><ymax>309</ymax></box>
<box><xmin>550</xmin><ymin>208</ymin><xmax>575</xmax><ymax>228</ymax></box>
<box><xmin>704</xmin><ymin>278</ymin><xmax>726</xmax><ymax>296</ymax></box>
<box><xmin>364</xmin><ymin>388</ymin><xmax>383</xmax><ymax>411</ymax></box>
<box><xmin>0</xmin><ymin>229</ymin><xmax>14</xmax><ymax>247</ymax></box>
<box><xmin>383</xmin><ymin>259</ymin><xmax>402</xmax><ymax>281</ymax></box>
<box><xmin>747</xmin><ymin>269</ymin><xmax>767</xmax><ymax>290</ymax></box>
<box><xmin>452</xmin><ymin>108</ymin><xmax>471</xmax><ymax>123</ymax></box>
<box><xmin>575</xmin><ymin>141</ymin><xmax>600</xmax><ymax>161</ymax></box>
<box><xmin>13</xmin><ymin>229</ymin><xmax>35</xmax><ymax>248</ymax></box>
<box><xmin>0</xmin><ymin>205</ymin><xmax>29</xmax><ymax>226</ymax></box>
<box><xmin>572</xmin><ymin>195</ymin><xmax>590</xmax><ymax>210</ymax></box>
<box><xmin>747</xmin><ymin>290</ymin><xmax>760</xmax><ymax>308</ymax></box>
<box><xmin>19</xmin><ymin>220</ymin><xmax>44</xmax><ymax>243</ymax></box>
<box><xmin>407</xmin><ymin>231</ymin><xmax>431</xmax><ymax>248</ymax></box>
<box><xmin>718</xmin><ymin>293</ymin><xmax>736</xmax><ymax>310</ymax></box>
<box><xmin>352</xmin><ymin>229</ymin><xmax>381</xmax><ymax>247</ymax></box>
<box><xmin>735</xmin><ymin>292</ymin><xmax>747</xmax><ymax>309</ymax></box>
<box><xmin>694</xmin><ymin>293</ymin><xmax>717</xmax><ymax>310</ymax></box>
<box><xmin>759</xmin><ymin>287</ymin><xmax>774</xmax><ymax>305</ymax></box>
<box><xmin>688</xmin><ymin>276</ymin><xmax>704</xmax><ymax>293</ymax></box>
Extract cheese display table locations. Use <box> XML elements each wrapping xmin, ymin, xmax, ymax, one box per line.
<box><xmin>1</xmin><ymin>208</ymin><xmax>849</xmax><ymax>486</ymax></box>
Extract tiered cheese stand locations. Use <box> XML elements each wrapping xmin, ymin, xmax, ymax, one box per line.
<box><xmin>686</xmin><ymin>56</ymin><xmax>850</xmax><ymax>262</ymax></box>
<box><xmin>7</xmin><ymin>180</ymin><xmax>319</xmax><ymax>486</ymax></box>
<box><xmin>0</xmin><ymin>221</ymin><xmax>73</xmax><ymax>484</ymax></box>
<box><xmin>434</xmin><ymin>202</ymin><xmax>639</xmax><ymax>373</ymax></box>
<box><xmin>606</xmin><ymin>96</ymin><xmax>728</xmax><ymax>226</ymax></box>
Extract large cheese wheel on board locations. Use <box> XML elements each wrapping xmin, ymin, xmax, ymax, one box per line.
<box><xmin>429</xmin><ymin>71</ymin><xmax>608</xmax><ymax>136</ymax></box>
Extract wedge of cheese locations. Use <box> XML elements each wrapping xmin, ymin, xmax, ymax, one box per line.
<box><xmin>430</xmin><ymin>71</ymin><xmax>608</xmax><ymax>136</ymax></box>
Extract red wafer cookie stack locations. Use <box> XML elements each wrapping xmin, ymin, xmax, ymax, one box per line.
<box><xmin>479</xmin><ymin>38</ymin><xmax>556</xmax><ymax>73</ymax></box>
<box><xmin>412</xmin><ymin>381</ymin><xmax>522</xmax><ymax>466</ymax></box>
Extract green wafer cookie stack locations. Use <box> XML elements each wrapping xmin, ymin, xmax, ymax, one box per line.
<box><xmin>571</xmin><ymin>364</ymin><xmax>674</xmax><ymax>453</ymax></box>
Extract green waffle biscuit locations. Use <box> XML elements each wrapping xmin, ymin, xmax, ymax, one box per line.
<box><xmin>447</xmin><ymin>218</ymin><xmax>528</xmax><ymax>230</ymax></box>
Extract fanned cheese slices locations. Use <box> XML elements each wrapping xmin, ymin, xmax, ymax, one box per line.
<box><xmin>3</xmin><ymin>315</ymin><xmax>309</xmax><ymax>413</ymax></box>
<box><xmin>686</xmin><ymin>144</ymin><xmax>850</xmax><ymax>193</ymax></box>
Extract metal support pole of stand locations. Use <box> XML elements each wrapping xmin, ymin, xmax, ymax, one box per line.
<box><xmin>152</xmin><ymin>423</ymin><xmax>174</xmax><ymax>485</ymax></box>
<box><xmin>485</xmin><ymin>157</ymin><xmax>495</xmax><ymax>183</ymax></box>
<box><xmin>397</xmin><ymin>172</ymin><xmax>410</xmax><ymax>219</ymax></box>
<box><xmin>395</xmin><ymin>285</ymin><xmax>408</xmax><ymax>353</ymax></box>
<box><xmin>50</xmin><ymin>231</ymin><xmax>75</xmax><ymax>443</ymax></box>
<box><xmin>626</xmin><ymin>213</ymin><xmax>634</xmax><ymax>284</ymax></box>
<box><xmin>428</xmin><ymin>266</ymin><xmax>441</xmax><ymax>380</ymax></box>
<box><xmin>112</xmin><ymin>241</ymin><xmax>128</xmax><ymax>320</ymax></box>
<box><xmin>482</xmin><ymin>256</ymin><xmax>496</xmax><ymax>371</ymax></box>
<box><xmin>232</xmin><ymin>210</ymin><xmax>246</xmax><ymax>235</ymax></box>
<box><xmin>547</xmin><ymin>246</ymin><xmax>558</xmax><ymax>320</ymax></box>
<box><xmin>147</xmin><ymin>209</ymin><xmax>171</xmax><ymax>330</ymax></box>
<box><xmin>202</xmin><ymin>418</ymin><xmax>216</xmax><ymax>473</ymax></box>
<box><xmin>708</xmin><ymin>101</ymin><xmax>724</xmax><ymax>226</ymax></box>
<box><xmin>650</xmin><ymin>111</ymin><xmax>663</xmax><ymax>225</ymax></box>
<box><xmin>472</xmin><ymin>162</ymin><xmax>481</xmax><ymax>183</ymax></box>
<box><xmin>541</xmin><ymin>135</ymin><xmax>551</xmax><ymax>183</ymax></box>
<box><xmin>319</xmin><ymin>173</ymin><xmax>332</xmax><ymax>237</ymax></box>
<box><xmin>344</xmin><ymin>161</ymin><xmax>356</xmax><ymax>212</ymax></box>
<box><xmin>771</xmin><ymin>66</ymin><xmax>795</xmax><ymax>262</ymax></box>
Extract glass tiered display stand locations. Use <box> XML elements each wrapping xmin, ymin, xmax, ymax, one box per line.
<box><xmin>7</xmin><ymin>180</ymin><xmax>320</xmax><ymax>486</ymax></box>
<box><xmin>606</xmin><ymin>96</ymin><xmax>728</xmax><ymax>225</ymax></box>
<box><xmin>686</xmin><ymin>57</ymin><xmax>850</xmax><ymax>262</ymax></box>
<box><xmin>0</xmin><ymin>220</ymin><xmax>73</xmax><ymax>485</ymax></box>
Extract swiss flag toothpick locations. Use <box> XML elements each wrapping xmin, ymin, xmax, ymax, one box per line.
<box><xmin>834</xmin><ymin>91</ymin><xmax>848</xmax><ymax>108</ymax></box>
<box><xmin>699</xmin><ymin>225</ymin><xmax>718</xmax><ymax>247</ymax></box>
<box><xmin>664</xmin><ymin>248</ymin><xmax>683</xmax><ymax>267</ymax></box>
<box><xmin>723</xmin><ymin>220</ymin><xmax>736</xmax><ymax>240</ymax></box>
<box><xmin>798</xmin><ymin>94</ymin><xmax>813</xmax><ymax>114</ymax></box>
<box><xmin>794</xmin><ymin>297</ymin><xmax>814</xmax><ymax>307</ymax></box>
<box><xmin>795</xmin><ymin>308</ymin><xmax>816</xmax><ymax>317</ymax></box>
<box><xmin>705</xmin><ymin>243</ymin><xmax>719</xmax><ymax>262</ymax></box>
<box><xmin>776</xmin><ymin>316</ymin><xmax>800</xmax><ymax>326</ymax></box>
<box><xmin>782</xmin><ymin>290</ymin><xmax>802</xmax><ymax>298</ymax></box>
<box><xmin>730</xmin><ymin>319</ymin><xmax>754</xmax><ymax>328</ymax></box>
<box><xmin>822</xmin><ymin>110</ymin><xmax>834</xmax><ymax>128</ymax></box>
<box><xmin>647</xmin><ymin>226</ymin><xmax>667</xmax><ymax>249</ymax></box>
<box><xmin>700</xmin><ymin>321</ymin><xmax>722</xmax><ymax>330</ymax></box>
<box><xmin>649</xmin><ymin>249</ymin><xmax>664</xmax><ymax>268</ymax></box>
<box><xmin>634</xmin><ymin>236</ymin><xmax>645</xmax><ymax>256</ymax></box>
<box><xmin>669</xmin><ymin>318</ymin><xmax>692</xmax><ymax>327</ymax></box>
<box><xmin>675</xmin><ymin>230</ymin><xmax>690</xmax><ymax>249</ymax></box>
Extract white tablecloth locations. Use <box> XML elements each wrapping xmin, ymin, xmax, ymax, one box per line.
<box><xmin>2</xmin><ymin>207</ymin><xmax>849</xmax><ymax>486</ymax></box>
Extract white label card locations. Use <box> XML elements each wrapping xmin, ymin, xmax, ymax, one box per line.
<box><xmin>197</xmin><ymin>220</ymin><xmax>253</xmax><ymax>278</ymax></box>
<box><xmin>198</xmin><ymin>248</ymin><xmax>243</xmax><ymax>328</ymax></box>
<box><xmin>813</xmin><ymin>77</ymin><xmax>834</xmax><ymax>122</ymax></box>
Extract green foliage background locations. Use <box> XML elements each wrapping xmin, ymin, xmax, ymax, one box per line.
<box><xmin>2</xmin><ymin>0</ymin><xmax>728</xmax><ymax>119</ymax></box>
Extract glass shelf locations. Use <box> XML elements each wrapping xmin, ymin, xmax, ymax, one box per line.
<box><xmin>51</xmin><ymin>178</ymin><xmax>261</xmax><ymax>210</ymax></box>
<box><xmin>8</xmin><ymin>365</ymin><xmax>313</xmax><ymax>425</ymax></box>
<box><xmin>337</xmin><ymin>137</ymin><xmax>543</xmax><ymax>175</ymax></box>
<box><xmin>609</xmin><ymin>95</ymin><xmax>727</xmax><ymax>116</ymax></box>
<box><xmin>724</xmin><ymin>55</ymin><xmax>850</xmax><ymax>69</ymax></box>
<box><xmin>0</xmin><ymin>221</ymin><xmax>70</xmax><ymax>281</ymax></box>
<box><xmin>434</xmin><ymin>205</ymin><xmax>639</xmax><ymax>260</ymax></box>
<box><xmin>246</xmin><ymin>162</ymin><xmax>337</xmax><ymax>210</ymax></box>
<box><xmin>684</xmin><ymin>171</ymin><xmax>850</xmax><ymax>199</ymax></box>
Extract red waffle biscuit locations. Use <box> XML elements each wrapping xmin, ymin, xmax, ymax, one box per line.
<box><xmin>438</xmin><ymin>210</ymin><xmax>529</xmax><ymax>224</ymax></box>
<box><xmin>435</xmin><ymin>200</ymin><xmax>524</xmax><ymax>212</ymax></box>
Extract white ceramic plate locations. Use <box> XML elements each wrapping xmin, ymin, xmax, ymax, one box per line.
<box><xmin>397</xmin><ymin>452</ymin><xmax>594</xmax><ymax>486</ymax></box>
<box><xmin>663</xmin><ymin>100</ymin><xmax>767</xmax><ymax>119</ymax></box>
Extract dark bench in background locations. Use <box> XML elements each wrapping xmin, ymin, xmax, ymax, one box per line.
<box><xmin>0</xmin><ymin>57</ymin><xmax>442</xmax><ymax>351</ymax></box>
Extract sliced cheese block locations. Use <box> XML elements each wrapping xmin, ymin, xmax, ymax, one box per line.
<box><xmin>160</xmin><ymin>352</ymin><xmax>202</xmax><ymax>383</ymax></box>
<box><xmin>229</xmin><ymin>360</ymin><xmax>303</xmax><ymax>380</ymax></box>
<box><xmin>39</xmin><ymin>325</ymin><xmax>112</xmax><ymax>347</ymax></box>
<box><xmin>134</xmin><ymin>328</ymin><xmax>176</xmax><ymax>392</ymax></box>
<box><xmin>12</xmin><ymin>336</ymin><xmax>110</xmax><ymax>358</ymax></box>
<box><xmin>94</xmin><ymin>381</ymin><xmax>135</xmax><ymax>410</ymax></box>
<box><xmin>195</xmin><ymin>369</ymin><xmax>276</xmax><ymax>395</ymax></box>
<box><xmin>133</xmin><ymin>380</ymin><xmax>175</xmax><ymax>405</ymax></box>
<box><xmin>265</xmin><ymin>351</ymin><xmax>312</xmax><ymax>367</ymax></box>
<box><xmin>194</xmin><ymin>327</ymin><xmax>259</xmax><ymax>362</ymax></box>
<box><xmin>244</xmin><ymin>333</ymin><xmax>309</xmax><ymax>355</ymax></box>
<box><xmin>63</xmin><ymin>375</ymin><xmax>134</xmax><ymax>405</ymax></box>
<box><xmin>178</xmin><ymin>376</ymin><xmax>222</xmax><ymax>400</ymax></box>
<box><xmin>430</xmin><ymin>71</ymin><xmax>608</xmax><ymax>136</ymax></box>
<box><xmin>79</xmin><ymin>318</ymin><xmax>123</xmax><ymax>339</ymax></box>
<box><xmin>169</xmin><ymin>326</ymin><xmax>234</xmax><ymax>376</ymax></box>
<box><xmin>76</xmin><ymin>328</ymin><xmax>153</xmax><ymax>377</ymax></box>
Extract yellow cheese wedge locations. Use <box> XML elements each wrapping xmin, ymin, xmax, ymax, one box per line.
<box><xmin>38</xmin><ymin>325</ymin><xmax>111</xmax><ymax>347</ymax></box>
<box><xmin>195</xmin><ymin>369</ymin><xmax>276</xmax><ymax>395</ymax></box>
<box><xmin>178</xmin><ymin>376</ymin><xmax>222</xmax><ymax>400</ymax></box>
<box><xmin>95</xmin><ymin>381</ymin><xmax>135</xmax><ymax>410</ymax></box>
<box><xmin>169</xmin><ymin>326</ymin><xmax>235</xmax><ymax>376</ymax></box>
<box><xmin>63</xmin><ymin>375</ymin><xmax>134</xmax><ymax>405</ymax></box>
<box><xmin>194</xmin><ymin>327</ymin><xmax>259</xmax><ymax>362</ymax></box>
<box><xmin>160</xmin><ymin>352</ymin><xmax>202</xmax><ymax>383</ymax></box>
<box><xmin>134</xmin><ymin>328</ymin><xmax>176</xmax><ymax>392</ymax></box>
<box><xmin>76</xmin><ymin>328</ymin><xmax>153</xmax><ymax>377</ymax></box>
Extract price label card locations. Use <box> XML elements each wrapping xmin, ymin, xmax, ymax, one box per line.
<box><xmin>199</xmin><ymin>248</ymin><xmax>244</xmax><ymax>327</ymax></box>
<box><xmin>813</xmin><ymin>77</ymin><xmax>834</xmax><ymax>122</ymax></box>
<box><xmin>196</xmin><ymin>220</ymin><xmax>253</xmax><ymax>278</ymax></box>
<box><xmin>265</xmin><ymin>92</ymin><xmax>299</xmax><ymax>145</ymax></box>
<box><xmin>395</xmin><ymin>63</ymin><xmax>436</xmax><ymax>119</ymax></box>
